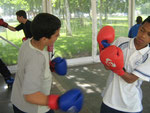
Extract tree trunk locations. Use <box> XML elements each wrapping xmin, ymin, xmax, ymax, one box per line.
<box><xmin>64</xmin><ymin>0</ymin><xmax>72</xmax><ymax>36</ymax></box>
<box><xmin>99</xmin><ymin>0</ymin><xmax>103</xmax><ymax>28</ymax></box>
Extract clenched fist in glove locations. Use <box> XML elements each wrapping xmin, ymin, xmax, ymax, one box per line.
<box><xmin>50</xmin><ymin>57</ymin><xmax>67</xmax><ymax>75</ymax></box>
<box><xmin>100</xmin><ymin>45</ymin><xmax>125</xmax><ymax>76</ymax></box>
<box><xmin>48</xmin><ymin>88</ymin><xmax>84</xmax><ymax>112</ymax></box>
<box><xmin>97</xmin><ymin>26</ymin><xmax>115</xmax><ymax>52</ymax></box>
<box><xmin>0</xmin><ymin>19</ymin><xmax>8</xmax><ymax>28</ymax></box>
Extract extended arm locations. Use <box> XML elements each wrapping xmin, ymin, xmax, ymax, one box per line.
<box><xmin>7</xmin><ymin>25</ymin><xmax>17</xmax><ymax>31</ymax></box>
<box><xmin>0</xmin><ymin>18</ymin><xmax>16</xmax><ymax>31</ymax></box>
<box><xmin>24</xmin><ymin>89</ymin><xmax>83</xmax><ymax>112</ymax></box>
<box><xmin>24</xmin><ymin>92</ymin><xmax>48</xmax><ymax>106</ymax></box>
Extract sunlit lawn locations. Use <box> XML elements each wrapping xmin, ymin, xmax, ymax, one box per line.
<box><xmin>0</xmin><ymin>17</ymin><xmax>129</xmax><ymax>65</ymax></box>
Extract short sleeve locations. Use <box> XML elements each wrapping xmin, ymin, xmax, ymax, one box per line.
<box><xmin>132</xmin><ymin>57</ymin><xmax>150</xmax><ymax>82</ymax></box>
<box><xmin>22</xmin><ymin>53</ymin><xmax>45</xmax><ymax>94</ymax></box>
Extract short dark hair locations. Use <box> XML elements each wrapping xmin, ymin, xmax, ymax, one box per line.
<box><xmin>31</xmin><ymin>13</ymin><xmax>61</xmax><ymax>41</ymax></box>
<box><xmin>16</xmin><ymin>10</ymin><xmax>27</xmax><ymax>19</ymax></box>
<box><xmin>136</xmin><ymin>16</ymin><xmax>142</xmax><ymax>24</ymax></box>
<box><xmin>142</xmin><ymin>16</ymin><xmax>150</xmax><ymax>25</ymax></box>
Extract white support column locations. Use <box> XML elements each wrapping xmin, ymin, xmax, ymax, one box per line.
<box><xmin>42</xmin><ymin>0</ymin><xmax>46</xmax><ymax>12</ymax></box>
<box><xmin>42</xmin><ymin>0</ymin><xmax>52</xmax><ymax>14</ymax></box>
<box><xmin>91</xmin><ymin>0</ymin><xmax>98</xmax><ymax>62</ymax></box>
<box><xmin>128</xmin><ymin>0</ymin><xmax>135</xmax><ymax>29</ymax></box>
<box><xmin>47</xmin><ymin>0</ymin><xmax>52</xmax><ymax>14</ymax></box>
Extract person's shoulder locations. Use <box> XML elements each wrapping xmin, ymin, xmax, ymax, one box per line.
<box><xmin>26</xmin><ymin>20</ymin><xmax>32</xmax><ymax>24</ymax></box>
<box><xmin>20</xmin><ymin>39</ymin><xmax>29</xmax><ymax>48</ymax></box>
<box><xmin>116</xmin><ymin>37</ymin><xmax>130</xmax><ymax>42</ymax></box>
<box><xmin>21</xmin><ymin>40</ymin><xmax>45</xmax><ymax>62</ymax></box>
<box><xmin>112</xmin><ymin>37</ymin><xmax>130</xmax><ymax>46</ymax></box>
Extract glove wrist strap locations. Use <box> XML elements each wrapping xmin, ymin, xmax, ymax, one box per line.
<box><xmin>48</xmin><ymin>95</ymin><xmax>59</xmax><ymax>110</ymax></box>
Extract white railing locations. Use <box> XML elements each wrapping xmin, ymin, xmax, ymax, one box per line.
<box><xmin>0</xmin><ymin>36</ymin><xmax>19</xmax><ymax>49</ymax></box>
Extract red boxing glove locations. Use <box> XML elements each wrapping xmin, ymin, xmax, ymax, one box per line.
<box><xmin>97</xmin><ymin>26</ymin><xmax>115</xmax><ymax>52</ymax></box>
<box><xmin>0</xmin><ymin>19</ymin><xmax>8</xmax><ymax>28</ymax></box>
<box><xmin>47</xmin><ymin>44</ymin><xmax>54</xmax><ymax>52</ymax></box>
<box><xmin>100</xmin><ymin>45</ymin><xmax>125</xmax><ymax>76</ymax></box>
<box><xmin>113</xmin><ymin>69</ymin><xmax>125</xmax><ymax>76</ymax></box>
<box><xmin>49</xmin><ymin>60</ymin><xmax>55</xmax><ymax>72</ymax></box>
<box><xmin>48</xmin><ymin>89</ymin><xmax>83</xmax><ymax>112</ymax></box>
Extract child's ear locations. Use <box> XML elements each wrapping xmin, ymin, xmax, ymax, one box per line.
<box><xmin>41</xmin><ymin>37</ymin><xmax>47</xmax><ymax>41</ymax></box>
<box><xmin>40</xmin><ymin>37</ymin><xmax>47</xmax><ymax>43</ymax></box>
<box><xmin>41</xmin><ymin>37</ymin><xmax>50</xmax><ymax>45</ymax></box>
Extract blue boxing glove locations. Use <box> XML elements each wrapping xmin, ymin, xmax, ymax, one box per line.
<box><xmin>48</xmin><ymin>89</ymin><xmax>84</xmax><ymax>112</ymax></box>
<box><xmin>50</xmin><ymin>57</ymin><xmax>67</xmax><ymax>75</ymax></box>
<box><xmin>59</xmin><ymin>89</ymin><xmax>84</xmax><ymax>112</ymax></box>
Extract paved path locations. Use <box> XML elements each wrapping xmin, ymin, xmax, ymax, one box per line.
<box><xmin>0</xmin><ymin>63</ymin><xmax>150</xmax><ymax>113</ymax></box>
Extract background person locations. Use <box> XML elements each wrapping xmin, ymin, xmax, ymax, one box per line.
<box><xmin>0</xmin><ymin>58</ymin><xmax>14</xmax><ymax>87</ymax></box>
<box><xmin>0</xmin><ymin>10</ymin><xmax>32</xmax><ymax>40</ymax></box>
<box><xmin>128</xmin><ymin>16</ymin><xmax>143</xmax><ymax>38</ymax></box>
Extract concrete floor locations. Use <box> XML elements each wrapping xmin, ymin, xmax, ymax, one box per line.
<box><xmin>0</xmin><ymin>63</ymin><xmax>150</xmax><ymax>113</ymax></box>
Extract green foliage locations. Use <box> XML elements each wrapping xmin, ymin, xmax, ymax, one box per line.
<box><xmin>0</xmin><ymin>0</ymin><xmax>42</xmax><ymax>16</ymax></box>
<box><xmin>0</xmin><ymin>17</ymin><xmax>128</xmax><ymax>65</ymax></box>
<box><xmin>55</xmin><ymin>24</ymin><xmax>92</xmax><ymax>58</ymax></box>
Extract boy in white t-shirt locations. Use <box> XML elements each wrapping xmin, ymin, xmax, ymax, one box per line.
<box><xmin>100</xmin><ymin>16</ymin><xmax>150</xmax><ymax>113</ymax></box>
<box><xmin>11</xmin><ymin>13</ymin><xmax>61</xmax><ymax>113</ymax></box>
<box><xmin>11</xmin><ymin>13</ymin><xmax>83</xmax><ymax>113</ymax></box>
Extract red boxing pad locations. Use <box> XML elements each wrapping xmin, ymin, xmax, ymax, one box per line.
<box><xmin>100</xmin><ymin>45</ymin><xmax>124</xmax><ymax>71</ymax></box>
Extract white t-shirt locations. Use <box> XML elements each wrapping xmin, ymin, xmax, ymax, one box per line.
<box><xmin>102</xmin><ymin>37</ymin><xmax>150</xmax><ymax>112</ymax></box>
<box><xmin>11</xmin><ymin>39</ymin><xmax>53</xmax><ymax>113</ymax></box>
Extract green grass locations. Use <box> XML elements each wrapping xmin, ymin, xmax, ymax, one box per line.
<box><xmin>0</xmin><ymin>17</ymin><xmax>129</xmax><ymax>65</ymax></box>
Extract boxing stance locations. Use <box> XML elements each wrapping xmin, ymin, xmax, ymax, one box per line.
<box><xmin>0</xmin><ymin>10</ymin><xmax>32</xmax><ymax>41</ymax></box>
<box><xmin>99</xmin><ymin>16</ymin><xmax>150</xmax><ymax>113</ymax></box>
<box><xmin>11</xmin><ymin>13</ymin><xmax>83</xmax><ymax>113</ymax></box>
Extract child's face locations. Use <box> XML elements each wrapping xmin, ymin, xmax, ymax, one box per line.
<box><xmin>47</xmin><ymin>29</ymin><xmax>60</xmax><ymax>46</ymax></box>
<box><xmin>135</xmin><ymin>22</ymin><xmax>150</xmax><ymax>49</ymax></box>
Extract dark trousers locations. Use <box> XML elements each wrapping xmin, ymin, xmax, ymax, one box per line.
<box><xmin>100</xmin><ymin>102</ymin><xmax>142</xmax><ymax>113</ymax></box>
<box><xmin>13</xmin><ymin>105</ymin><xmax>55</xmax><ymax>113</ymax></box>
<box><xmin>0</xmin><ymin>58</ymin><xmax>11</xmax><ymax>79</ymax></box>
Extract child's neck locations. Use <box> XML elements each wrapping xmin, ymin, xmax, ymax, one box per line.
<box><xmin>31</xmin><ymin>39</ymin><xmax>44</xmax><ymax>50</ymax></box>
<box><xmin>135</xmin><ymin>43</ymin><xmax>147</xmax><ymax>50</ymax></box>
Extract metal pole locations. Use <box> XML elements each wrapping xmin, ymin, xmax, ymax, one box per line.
<box><xmin>0</xmin><ymin>36</ymin><xmax>19</xmax><ymax>49</ymax></box>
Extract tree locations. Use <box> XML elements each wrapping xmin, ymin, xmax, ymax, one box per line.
<box><xmin>97</xmin><ymin>0</ymin><xmax>128</xmax><ymax>21</ymax></box>
<box><xmin>0</xmin><ymin>0</ymin><xmax>42</xmax><ymax>18</ymax></box>
<box><xmin>64</xmin><ymin>0</ymin><xmax>72</xmax><ymax>36</ymax></box>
